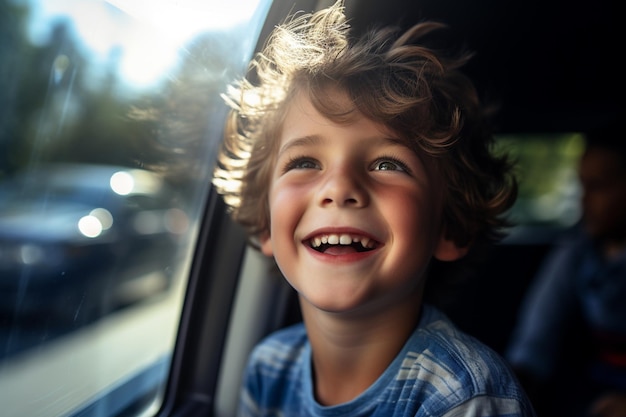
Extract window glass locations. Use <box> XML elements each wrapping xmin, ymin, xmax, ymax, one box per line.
<box><xmin>0</xmin><ymin>0</ymin><xmax>272</xmax><ymax>416</ymax></box>
<box><xmin>496</xmin><ymin>133</ymin><xmax>585</xmax><ymax>240</ymax></box>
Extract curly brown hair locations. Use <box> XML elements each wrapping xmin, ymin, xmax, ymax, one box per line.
<box><xmin>213</xmin><ymin>0</ymin><xmax>516</xmax><ymax>251</ymax></box>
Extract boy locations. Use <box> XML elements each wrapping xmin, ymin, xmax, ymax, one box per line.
<box><xmin>213</xmin><ymin>1</ymin><xmax>535</xmax><ymax>415</ymax></box>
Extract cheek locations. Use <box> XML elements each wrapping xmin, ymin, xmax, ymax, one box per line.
<box><xmin>586</xmin><ymin>191</ymin><xmax>622</xmax><ymax>218</ymax></box>
<box><xmin>269</xmin><ymin>183</ymin><xmax>294</xmax><ymax>217</ymax></box>
<box><xmin>383</xmin><ymin>186</ymin><xmax>442</xmax><ymax>242</ymax></box>
<box><xmin>267</xmin><ymin>182</ymin><xmax>307</xmax><ymax>240</ymax></box>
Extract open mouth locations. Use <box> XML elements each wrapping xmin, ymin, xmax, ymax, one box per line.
<box><xmin>307</xmin><ymin>233</ymin><xmax>379</xmax><ymax>253</ymax></box>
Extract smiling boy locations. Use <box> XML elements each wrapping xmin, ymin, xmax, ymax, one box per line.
<box><xmin>213</xmin><ymin>1</ymin><xmax>535</xmax><ymax>416</ymax></box>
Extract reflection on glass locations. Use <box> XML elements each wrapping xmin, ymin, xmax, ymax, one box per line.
<box><xmin>0</xmin><ymin>0</ymin><xmax>272</xmax><ymax>416</ymax></box>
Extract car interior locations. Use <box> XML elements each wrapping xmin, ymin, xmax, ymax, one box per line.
<box><xmin>0</xmin><ymin>0</ymin><xmax>622</xmax><ymax>416</ymax></box>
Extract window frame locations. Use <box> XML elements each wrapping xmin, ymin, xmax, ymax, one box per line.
<box><xmin>154</xmin><ymin>2</ymin><xmax>318</xmax><ymax>416</ymax></box>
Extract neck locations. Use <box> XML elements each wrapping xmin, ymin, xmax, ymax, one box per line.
<box><xmin>299</xmin><ymin>290</ymin><xmax>423</xmax><ymax>406</ymax></box>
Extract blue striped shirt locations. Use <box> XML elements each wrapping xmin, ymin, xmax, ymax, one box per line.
<box><xmin>238</xmin><ymin>304</ymin><xmax>536</xmax><ymax>416</ymax></box>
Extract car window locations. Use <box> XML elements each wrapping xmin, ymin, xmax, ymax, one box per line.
<box><xmin>0</xmin><ymin>1</ymin><xmax>273</xmax><ymax>416</ymax></box>
<box><xmin>496</xmin><ymin>133</ymin><xmax>585</xmax><ymax>242</ymax></box>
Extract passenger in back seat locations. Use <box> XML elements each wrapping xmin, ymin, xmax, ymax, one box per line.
<box><xmin>506</xmin><ymin>119</ymin><xmax>626</xmax><ymax>417</ymax></box>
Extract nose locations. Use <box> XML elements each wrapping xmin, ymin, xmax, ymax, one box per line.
<box><xmin>317</xmin><ymin>165</ymin><xmax>369</xmax><ymax>208</ymax></box>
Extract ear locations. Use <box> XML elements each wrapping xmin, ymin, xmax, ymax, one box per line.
<box><xmin>433</xmin><ymin>234</ymin><xmax>469</xmax><ymax>261</ymax></box>
<box><xmin>259</xmin><ymin>232</ymin><xmax>273</xmax><ymax>257</ymax></box>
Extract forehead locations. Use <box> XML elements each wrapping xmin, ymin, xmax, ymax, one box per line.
<box><xmin>279</xmin><ymin>90</ymin><xmax>410</xmax><ymax>149</ymax></box>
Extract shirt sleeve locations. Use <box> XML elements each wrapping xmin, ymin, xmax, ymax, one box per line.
<box><xmin>440</xmin><ymin>395</ymin><xmax>537</xmax><ymax>417</ymax></box>
<box><xmin>505</xmin><ymin>240</ymin><xmax>581</xmax><ymax>380</ymax></box>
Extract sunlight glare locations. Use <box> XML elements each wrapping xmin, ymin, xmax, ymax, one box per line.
<box><xmin>27</xmin><ymin>0</ymin><xmax>264</xmax><ymax>89</ymax></box>
<box><xmin>110</xmin><ymin>171</ymin><xmax>135</xmax><ymax>195</ymax></box>
<box><xmin>78</xmin><ymin>215</ymin><xmax>103</xmax><ymax>238</ymax></box>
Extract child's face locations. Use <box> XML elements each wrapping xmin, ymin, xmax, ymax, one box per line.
<box><xmin>260</xmin><ymin>91</ymin><xmax>466</xmax><ymax>315</ymax></box>
<box><xmin>579</xmin><ymin>147</ymin><xmax>626</xmax><ymax>240</ymax></box>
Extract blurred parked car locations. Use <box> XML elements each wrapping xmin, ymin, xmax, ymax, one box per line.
<box><xmin>0</xmin><ymin>163</ymin><xmax>188</xmax><ymax>323</ymax></box>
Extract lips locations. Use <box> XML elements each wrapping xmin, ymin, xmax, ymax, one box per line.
<box><xmin>307</xmin><ymin>233</ymin><xmax>379</xmax><ymax>253</ymax></box>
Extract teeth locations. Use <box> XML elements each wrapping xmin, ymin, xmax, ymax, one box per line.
<box><xmin>309</xmin><ymin>233</ymin><xmax>377</xmax><ymax>248</ymax></box>
<box><xmin>339</xmin><ymin>234</ymin><xmax>352</xmax><ymax>245</ymax></box>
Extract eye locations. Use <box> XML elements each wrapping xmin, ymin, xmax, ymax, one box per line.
<box><xmin>284</xmin><ymin>156</ymin><xmax>320</xmax><ymax>171</ymax></box>
<box><xmin>371</xmin><ymin>157</ymin><xmax>410</xmax><ymax>173</ymax></box>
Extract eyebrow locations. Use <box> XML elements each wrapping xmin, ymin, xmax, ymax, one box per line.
<box><xmin>277</xmin><ymin>135</ymin><xmax>323</xmax><ymax>158</ymax></box>
<box><xmin>277</xmin><ymin>134</ymin><xmax>413</xmax><ymax>158</ymax></box>
<box><xmin>383</xmin><ymin>136</ymin><xmax>413</xmax><ymax>149</ymax></box>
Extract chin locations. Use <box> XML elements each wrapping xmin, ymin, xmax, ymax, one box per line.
<box><xmin>300</xmin><ymin>289</ymin><xmax>373</xmax><ymax>315</ymax></box>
